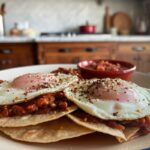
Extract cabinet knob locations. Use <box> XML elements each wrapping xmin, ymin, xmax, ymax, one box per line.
<box><xmin>133</xmin><ymin>56</ymin><xmax>141</xmax><ymax>61</ymax></box>
<box><xmin>58</xmin><ymin>48</ymin><xmax>71</xmax><ymax>53</ymax></box>
<box><xmin>0</xmin><ymin>59</ymin><xmax>13</xmax><ymax>65</ymax></box>
<box><xmin>72</xmin><ymin>57</ymin><xmax>80</xmax><ymax>63</ymax></box>
<box><xmin>0</xmin><ymin>49</ymin><xmax>13</xmax><ymax>54</ymax></box>
<box><xmin>85</xmin><ymin>47</ymin><xmax>97</xmax><ymax>52</ymax></box>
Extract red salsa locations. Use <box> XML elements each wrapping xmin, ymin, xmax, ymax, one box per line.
<box><xmin>87</xmin><ymin>60</ymin><xmax>126</xmax><ymax>72</ymax></box>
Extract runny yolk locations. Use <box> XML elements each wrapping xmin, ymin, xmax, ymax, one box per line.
<box><xmin>11</xmin><ymin>73</ymin><xmax>57</xmax><ymax>91</ymax></box>
<box><xmin>89</xmin><ymin>80</ymin><xmax>136</xmax><ymax>103</ymax></box>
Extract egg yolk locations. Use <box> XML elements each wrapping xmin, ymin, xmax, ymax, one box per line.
<box><xmin>88</xmin><ymin>79</ymin><xmax>136</xmax><ymax>103</ymax></box>
<box><xmin>12</xmin><ymin>73</ymin><xmax>58</xmax><ymax>91</ymax></box>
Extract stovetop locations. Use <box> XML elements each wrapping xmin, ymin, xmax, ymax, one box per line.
<box><xmin>40</xmin><ymin>32</ymin><xmax>108</xmax><ymax>37</ymax></box>
<box><xmin>40</xmin><ymin>32</ymin><xmax>77</xmax><ymax>37</ymax></box>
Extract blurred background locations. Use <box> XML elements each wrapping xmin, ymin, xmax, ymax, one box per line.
<box><xmin>0</xmin><ymin>0</ymin><xmax>147</xmax><ymax>34</ymax></box>
<box><xmin>0</xmin><ymin>0</ymin><xmax>150</xmax><ymax>73</ymax></box>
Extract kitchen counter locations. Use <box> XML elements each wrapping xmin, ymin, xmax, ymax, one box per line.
<box><xmin>1</xmin><ymin>35</ymin><xmax>150</xmax><ymax>43</ymax></box>
<box><xmin>0</xmin><ymin>36</ymin><xmax>34</xmax><ymax>43</ymax></box>
<box><xmin>36</xmin><ymin>35</ymin><xmax>150</xmax><ymax>42</ymax></box>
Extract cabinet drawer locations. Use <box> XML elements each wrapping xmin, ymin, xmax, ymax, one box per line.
<box><xmin>42</xmin><ymin>46</ymin><xmax>112</xmax><ymax>53</ymax></box>
<box><xmin>118</xmin><ymin>43</ymin><xmax>150</xmax><ymax>52</ymax></box>
<box><xmin>0</xmin><ymin>43</ymin><xmax>35</xmax><ymax>70</ymax></box>
<box><xmin>0</xmin><ymin>58</ymin><xmax>18</xmax><ymax>69</ymax></box>
<box><xmin>116</xmin><ymin>42</ymin><xmax>150</xmax><ymax>72</ymax></box>
<box><xmin>38</xmin><ymin>42</ymin><xmax>116</xmax><ymax>64</ymax></box>
<box><xmin>0</xmin><ymin>48</ymin><xmax>14</xmax><ymax>56</ymax></box>
<box><xmin>40</xmin><ymin>42</ymin><xmax>114</xmax><ymax>49</ymax></box>
<box><xmin>44</xmin><ymin>51</ymin><xmax>110</xmax><ymax>64</ymax></box>
<box><xmin>0</xmin><ymin>45</ymin><xmax>24</xmax><ymax>56</ymax></box>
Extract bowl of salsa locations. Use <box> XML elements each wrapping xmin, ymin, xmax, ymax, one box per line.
<box><xmin>77</xmin><ymin>59</ymin><xmax>136</xmax><ymax>80</ymax></box>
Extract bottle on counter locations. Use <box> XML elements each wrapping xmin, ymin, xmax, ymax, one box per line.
<box><xmin>0</xmin><ymin>3</ymin><xmax>5</xmax><ymax>36</ymax></box>
<box><xmin>103</xmin><ymin>6</ymin><xmax>111</xmax><ymax>34</ymax></box>
<box><xmin>136</xmin><ymin>17</ymin><xmax>148</xmax><ymax>35</ymax></box>
<box><xmin>21</xmin><ymin>22</ymin><xmax>37</xmax><ymax>38</ymax></box>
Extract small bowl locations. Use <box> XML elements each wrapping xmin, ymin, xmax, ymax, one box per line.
<box><xmin>77</xmin><ymin>59</ymin><xmax>136</xmax><ymax>80</ymax></box>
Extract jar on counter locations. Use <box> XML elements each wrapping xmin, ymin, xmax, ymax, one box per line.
<box><xmin>135</xmin><ymin>17</ymin><xmax>148</xmax><ymax>35</ymax></box>
<box><xmin>9</xmin><ymin>22</ymin><xmax>21</xmax><ymax>36</ymax></box>
<box><xmin>21</xmin><ymin>22</ymin><xmax>37</xmax><ymax>38</ymax></box>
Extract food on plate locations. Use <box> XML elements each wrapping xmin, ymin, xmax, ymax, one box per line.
<box><xmin>1</xmin><ymin>73</ymin><xmax>78</xmax><ymax>105</ymax></box>
<box><xmin>0</xmin><ymin>117</ymin><xmax>94</xmax><ymax>143</ymax></box>
<box><xmin>0</xmin><ymin>73</ymin><xmax>78</xmax><ymax>127</ymax></box>
<box><xmin>64</xmin><ymin>78</ymin><xmax>150</xmax><ymax>142</ymax></box>
<box><xmin>0</xmin><ymin>66</ymin><xmax>149</xmax><ymax>144</ymax></box>
<box><xmin>51</xmin><ymin>67</ymin><xmax>82</xmax><ymax>78</ymax></box>
<box><xmin>68</xmin><ymin>110</ymin><xmax>140</xmax><ymax>142</ymax></box>
<box><xmin>0</xmin><ymin>71</ymin><xmax>94</xmax><ymax>143</ymax></box>
<box><xmin>51</xmin><ymin>67</ymin><xmax>79</xmax><ymax>75</ymax></box>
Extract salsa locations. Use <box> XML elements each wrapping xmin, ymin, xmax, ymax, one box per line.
<box><xmin>73</xmin><ymin>110</ymin><xmax>150</xmax><ymax>134</ymax></box>
<box><xmin>52</xmin><ymin>68</ymin><xmax>81</xmax><ymax>77</ymax></box>
<box><xmin>0</xmin><ymin>92</ymin><xmax>72</xmax><ymax>117</ymax></box>
<box><xmin>87</xmin><ymin>60</ymin><xmax>126</xmax><ymax>72</ymax></box>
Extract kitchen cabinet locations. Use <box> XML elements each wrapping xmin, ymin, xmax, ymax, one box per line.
<box><xmin>114</xmin><ymin>42</ymin><xmax>150</xmax><ymax>72</ymax></box>
<box><xmin>0</xmin><ymin>43</ymin><xmax>36</xmax><ymax>70</ymax></box>
<box><xmin>38</xmin><ymin>42</ymin><xmax>117</xmax><ymax>64</ymax></box>
<box><xmin>1</xmin><ymin>40</ymin><xmax>150</xmax><ymax>73</ymax></box>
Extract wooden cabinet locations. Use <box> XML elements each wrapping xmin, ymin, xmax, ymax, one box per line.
<box><xmin>114</xmin><ymin>42</ymin><xmax>150</xmax><ymax>72</ymax></box>
<box><xmin>38</xmin><ymin>42</ymin><xmax>117</xmax><ymax>64</ymax></box>
<box><xmin>0</xmin><ymin>43</ymin><xmax>36</xmax><ymax>70</ymax></box>
<box><xmin>1</xmin><ymin>41</ymin><xmax>150</xmax><ymax>73</ymax></box>
<box><xmin>37</xmin><ymin>41</ymin><xmax>150</xmax><ymax>72</ymax></box>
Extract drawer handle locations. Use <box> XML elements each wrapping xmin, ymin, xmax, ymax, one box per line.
<box><xmin>132</xmin><ymin>47</ymin><xmax>146</xmax><ymax>52</ymax></box>
<box><xmin>133</xmin><ymin>56</ymin><xmax>141</xmax><ymax>61</ymax></box>
<box><xmin>85</xmin><ymin>47</ymin><xmax>97</xmax><ymax>52</ymax></box>
<box><xmin>72</xmin><ymin>57</ymin><xmax>80</xmax><ymax>63</ymax></box>
<box><xmin>0</xmin><ymin>49</ymin><xmax>13</xmax><ymax>54</ymax></box>
<box><xmin>58</xmin><ymin>48</ymin><xmax>71</xmax><ymax>53</ymax></box>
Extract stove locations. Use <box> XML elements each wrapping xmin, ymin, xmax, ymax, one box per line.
<box><xmin>40</xmin><ymin>32</ymin><xmax>78</xmax><ymax>37</ymax></box>
<box><xmin>40</xmin><ymin>32</ymin><xmax>112</xmax><ymax>39</ymax></box>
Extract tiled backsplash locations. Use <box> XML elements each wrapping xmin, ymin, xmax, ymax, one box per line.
<box><xmin>0</xmin><ymin>0</ymin><xmax>141</xmax><ymax>34</ymax></box>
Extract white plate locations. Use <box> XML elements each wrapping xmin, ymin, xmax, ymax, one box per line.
<box><xmin>0</xmin><ymin>64</ymin><xmax>150</xmax><ymax>150</ymax></box>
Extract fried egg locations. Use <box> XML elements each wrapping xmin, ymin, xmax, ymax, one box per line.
<box><xmin>0</xmin><ymin>73</ymin><xmax>78</xmax><ymax>105</ymax></box>
<box><xmin>64</xmin><ymin>78</ymin><xmax>150</xmax><ymax>120</ymax></box>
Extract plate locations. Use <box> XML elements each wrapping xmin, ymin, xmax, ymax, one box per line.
<box><xmin>0</xmin><ymin>64</ymin><xmax>150</xmax><ymax>150</ymax></box>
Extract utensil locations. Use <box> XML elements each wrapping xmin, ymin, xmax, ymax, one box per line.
<box><xmin>112</xmin><ymin>12</ymin><xmax>132</xmax><ymax>35</ymax></box>
<box><xmin>0</xmin><ymin>3</ymin><xmax>5</xmax><ymax>36</ymax></box>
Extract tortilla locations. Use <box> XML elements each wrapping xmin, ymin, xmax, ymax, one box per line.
<box><xmin>0</xmin><ymin>105</ymin><xmax>77</xmax><ymax>127</ymax></box>
<box><xmin>0</xmin><ymin>117</ymin><xmax>94</xmax><ymax>143</ymax></box>
<box><xmin>68</xmin><ymin>114</ymin><xmax>140</xmax><ymax>143</ymax></box>
<box><xmin>117</xmin><ymin>127</ymin><xmax>140</xmax><ymax>143</ymax></box>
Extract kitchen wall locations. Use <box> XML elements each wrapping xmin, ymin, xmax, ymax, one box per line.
<box><xmin>0</xmin><ymin>0</ymin><xmax>141</xmax><ymax>34</ymax></box>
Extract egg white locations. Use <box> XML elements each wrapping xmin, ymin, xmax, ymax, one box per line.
<box><xmin>64</xmin><ymin>79</ymin><xmax>150</xmax><ymax>120</ymax></box>
<box><xmin>0</xmin><ymin>73</ymin><xmax>78</xmax><ymax>105</ymax></box>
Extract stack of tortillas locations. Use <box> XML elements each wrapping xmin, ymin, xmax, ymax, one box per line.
<box><xmin>0</xmin><ymin>71</ymin><xmax>149</xmax><ymax>144</ymax></box>
<box><xmin>0</xmin><ymin>73</ymin><xmax>93</xmax><ymax>143</ymax></box>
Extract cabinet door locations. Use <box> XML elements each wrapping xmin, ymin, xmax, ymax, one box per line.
<box><xmin>0</xmin><ymin>43</ymin><xmax>35</xmax><ymax>69</ymax></box>
<box><xmin>38</xmin><ymin>42</ymin><xmax>115</xmax><ymax>64</ymax></box>
<box><xmin>138</xmin><ymin>49</ymin><xmax>150</xmax><ymax>72</ymax></box>
<box><xmin>43</xmin><ymin>48</ymin><xmax>111</xmax><ymax>64</ymax></box>
<box><xmin>114</xmin><ymin>43</ymin><xmax>150</xmax><ymax>72</ymax></box>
